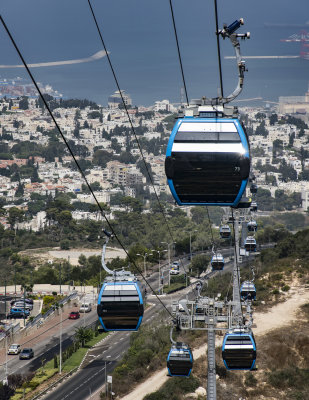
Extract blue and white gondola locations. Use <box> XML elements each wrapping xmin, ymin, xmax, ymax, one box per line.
<box><xmin>167</xmin><ymin>343</ymin><xmax>193</xmax><ymax>377</ymax></box>
<box><xmin>165</xmin><ymin>116</ymin><xmax>250</xmax><ymax>206</ymax></box>
<box><xmin>240</xmin><ymin>281</ymin><xmax>256</xmax><ymax>300</ymax></box>
<box><xmin>250</xmin><ymin>201</ymin><xmax>258</xmax><ymax>212</ymax></box>
<box><xmin>220</xmin><ymin>225</ymin><xmax>231</xmax><ymax>239</ymax></box>
<box><xmin>211</xmin><ymin>253</ymin><xmax>225</xmax><ymax>271</ymax></box>
<box><xmin>247</xmin><ymin>220</ymin><xmax>257</xmax><ymax>232</ymax></box>
<box><xmin>97</xmin><ymin>276</ymin><xmax>144</xmax><ymax>331</ymax></box>
<box><xmin>222</xmin><ymin>329</ymin><xmax>256</xmax><ymax>370</ymax></box>
<box><xmin>244</xmin><ymin>237</ymin><xmax>257</xmax><ymax>252</ymax></box>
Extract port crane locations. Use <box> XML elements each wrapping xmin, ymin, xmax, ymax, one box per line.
<box><xmin>281</xmin><ymin>30</ymin><xmax>309</xmax><ymax>60</ymax></box>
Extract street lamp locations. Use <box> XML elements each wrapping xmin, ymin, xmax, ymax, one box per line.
<box><xmin>151</xmin><ymin>249</ymin><xmax>167</xmax><ymax>294</ymax></box>
<box><xmin>136</xmin><ymin>252</ymin><xmax>153</xmax><ymax>277</ymax></box>
<box><xmin>161</xmin><ymin>242</ymin><xmax>176</xmax><ymax>286</ymax></box>
<box><xmin>188</xmin><ymin>230</ymin><xmax>198</xmax><ymax>261</ymax></box>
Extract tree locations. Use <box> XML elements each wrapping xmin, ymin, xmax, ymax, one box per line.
<box><xmin>255</xmin><ymin>120</ymin><xmax>268</xmax><ymax>137</ymax></box>
<box><xmin>8</xmin><ymin>207</ymin><xmax>24</xmax><ymax>229</ymax></box>
<box><xmin>299</xmin><ymin>169</ymin><xmax>309</xmax><ymax>180</ymax></box>
<box><xmin>279</xmin><ymin>160</ymin><xmax>297</xmax><ymax>182</ymax></box>
<box><xmin>191</xmin><ymin>254</ymin><xmax>210</xmax><ymax>277</ymax></box>
<box><xmin>120</xmin><ymin>196</ymin><xmax>143</xmax><ymax>213</ymax></box>
<box><xmin>75</xmin><ymin>327</ymin><xmax>93</xmax><ymax>347</ymax></box>
<box><xmin>255</xmin><ymin>112</ymin><xmax>266</xmax><ymax>120</ymax></box>
<box><xmin>269</xmin><ymin>114</ymin><xmax>278</xmax><ymax>125</ymax></box>
<box><xmin>93</xmin><ymin>149</ymin><xmax>114</xmax><ymax>168</ymax></box>
<box><xmin>273</xmin><ymin>139</ymin><xmax>283</xmax><ymax>158</ymax></box>
<box><xmin>111</xmin><ymin>138</ymin><xmax>122</xmax><ymax>153</ymax></box>
<box><xmin>57</xmin><ymin>210</ymin><xmax>73</xmax><ymax>225</ymax></box>
<box><xmin>288</xmin><ymin>132</ymin><xmax>295</xmax><ymax>147</ymax></box>
<box><xmin>15</xmin><ymin>183</ymin><xmax>24</xmax><ymax>197</ymax></box>
<box><xmin>19</xmin><ymin>97</ymin><xmax>29</xmax><ymax>110</ymax></box>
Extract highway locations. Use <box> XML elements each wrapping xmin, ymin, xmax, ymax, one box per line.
<box><xmin>43</xmin><ymin>299</ymin><xmax>162</xmax><ymax>400</ymax></box>
<box><xmin>0</xmin><ymin>309</ymin><xmax>98</xmax><ymax>381</ymax></box>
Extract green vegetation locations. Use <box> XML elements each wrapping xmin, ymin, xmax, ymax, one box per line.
<box><xmin>163</xmin><ymin>274</ymin><xmax>188</xmax><ymax>294</ymax></box>
<box><xmin>143</xmin><ymin>376</ymin><xmax>200</xmax><ymax>400</ymax></box>
<box><xmin>255</xmin><ymin>187</ymin><xmax>301</xmax><ymax>211</ymax></box>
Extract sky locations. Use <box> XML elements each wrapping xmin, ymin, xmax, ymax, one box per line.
<box><xmin>0</xmin><ymin>0</ymin><xmax>309</xmax><ymax>106</ymax></box>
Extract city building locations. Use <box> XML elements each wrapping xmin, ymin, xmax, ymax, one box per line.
<box><xmin>108</xmin><ymin>90</ymin><xmax>132</xmax><ymax>109</ymax></box>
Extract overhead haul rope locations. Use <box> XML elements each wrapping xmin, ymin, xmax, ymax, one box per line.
<box><xmin>87</xmin><ymin>0</ymin><xmax>189</xmax><ymax>280</ymax></box>
<box><xmin>0</xmin><ymin>15</ymin><xmax>174</xmax><ymax>320</ymax></box>
<box><xmin>168</xmin><ymin>0</ymin><xmax>189</xmax><ymax>106</ymax></box>
<box><xmin>214</xmin><ymin>0</ymin><xmax>224</xmax><ymax>98</ymax></box>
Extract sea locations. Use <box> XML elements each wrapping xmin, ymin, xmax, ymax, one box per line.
<box><xmin>0</xmin><ymin>0</ymin><xmax>308</xmax><ymax>107</ymax></box>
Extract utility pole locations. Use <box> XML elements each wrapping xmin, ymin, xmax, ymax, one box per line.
<box><xmin>23</xmin><ymin>287</ymin><xmax>26</xmax><ymax>327</ymax></box>
<box><xmin>4</xmin><ymin>277</ymin><xmax>7</xmax><ymax>317</ymax></box>
<box><xmin>189</xmin><ymin>230</ymin><xmax>198</xmax><ymax>261</ymax></box>
<box><xmin>59</xmin><ymin>263</ymin><xmax>62</xmax><ymax>295</ymax></box>
<box><xmin>59</xmin><ymin>303</ymin><xmax>63</xmax><ymax>374</ymax></box>
<box><xmin>152</xmin><ymin>249</ymin><xmax>167</xmax><ymax>294</ymax></box>
<box><xmin>5</xmin><ymin>332</ymin><xmax>8</xmax><ymax>386</ymax></box>
<box><xmin>136</xmin><ymin>252</ymin><xmax>152</xmax><ymax>278</ymax></box>
<box><xmin>161</xmin><ymin>242</ymin><xmax>175</xmax><ymax>286</ymax></box>
<box><xmin>14</xmin><ymin>264</ymin><xmax>16</xmax><ymax>302</ymax></box>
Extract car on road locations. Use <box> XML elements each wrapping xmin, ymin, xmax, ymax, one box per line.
<box><xmin>11</xmin><ymin>301</ymin><xmax>33</xmax><ymax>310</ymax></box>
<box><xmin>10</xmin><ymin>308</ymin><xmax>30</xmax><ymax>316</ymax></box>
<box><xmin>169</xmin><ymin>268</ymin><xmax>180</xmax><ymax>275</ymax></box>
<box><xmin>8</xmin><ymin>344</ymin><xmax>21</xmax><ymax>355</ymax></box>
<box><xmin>19</xmin><ymin>348</ymin><xmax>34</xmax><ymax>360</ymax></box>
<box><xmin>10</xmin><ymin>298</ymin><xmax>33</xmax><ymax>306</ymax></box>
<box><xmin>79</xmin><ymin>303</ymin><xmax>92</xmax><ymax>313</ymax></box>
<box><xmin>69</xmin><ymin>311</ymin><xmax>80</xmax><ymax>319</ymax></box>
<box><xmin>7</xmin><ymin>311</ymin><xmax>28</xmax><ymax>319</ymax></box>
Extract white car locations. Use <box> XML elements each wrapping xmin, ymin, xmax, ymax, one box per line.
<box><xmin>79</xmin><ymin>303</ymin><xmax>92</xmax><ymax>313</ymax></box>
<box><xmin>8</xmin><ymin>344</ymin><xmax>21</xmax><ymax>355</ymax></box>
<box><xmin>12</xmin><ymin>302</ymin><xmax>33</xmax><ymax>310</ymax></box>
<box><xmin>170</xmin><ymin>267</ymin><xmax>180</xmax><ymax>275</ymax></box>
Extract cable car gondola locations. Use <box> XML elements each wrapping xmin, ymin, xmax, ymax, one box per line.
<box><xmin>240</xmin><ymin>281</ymin><xmax>256</xmax><ymax>300</ymax></box>
<box><xmin>247</xmin><ymin>220</ymin><xmax>257</xmax><ymax>232</ymax></box>
<box><xmin>250</xmin><ymin>201</ymin><xmax>257</xmax><ymax>212</ymax></box>
<box><xmin>250</xmin><ymin>183</ymin><xmax>257</xmax><ymax>194</ymax></box>
<box><xmin>97</xmin><ymin>230</ymin><xmax>144</xmax><ymax>331</ymax></box>
<box><xmin>211</xmin><ymin>253</ymin><xmax>225</xmax><ymax>270</ymax></box>
<box><xmin>220</xmin><ymin>225</ymin><xmax>231</xmax><ymax>239</ymax></box>
<box><xmin>244</xmin><ymin>237</ymin><xmax>257</xmax><ymax>252</ymax></box>
<box><xmin>233</xmin><ymin>195</ymin><xmax>251</xmax><ymax>209</ymax></box>
<box><xmin>167</xmin><ymin>342</ymin><xmax>193</xmax><ymax>377</ymax></box>
<box><xmin>165</xmin><ymin>107</ymin><xmax>250</xmax><ymax>206</ymax></box>
<box><xmin>222</xmin><ymin>329</ymin><xmax>256</xmax><ymax>370</ymax></box>
<box><xmin>97</xmin><ymin>274</ymin><xmax>144</xmax><ymax>331</ymax></box>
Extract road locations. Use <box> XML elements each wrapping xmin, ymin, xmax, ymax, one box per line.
<box><xmin>43</xmin><ymin>300</ymin><xmax>162</xmax><ymax>400</ymax></box>
<box><xmin>0</xmin><ymin>309</ymin><xmax>98</xmax><ymax>381</ymax></box>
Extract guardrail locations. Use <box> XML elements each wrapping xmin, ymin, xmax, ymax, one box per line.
<box><xmin>30</xmin><ymin>367</ymin><xmax>79</xmax><ymax>400</ymax></box>
<box><xmin>25</xmin><ymin>291</ymin><xmax>79</xmax><ymax>330</ymax></box>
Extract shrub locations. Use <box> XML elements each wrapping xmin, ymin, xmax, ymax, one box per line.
<box><xmin>282</xmin><ymin>285</ymin><xmax>290</xmax><ymax>292</ymax></box>
<box><xmin>268</xmin><ymin>367</ymin><xmax>309</xmax><ymax>389</ymax></box>
<box><xmin>244</xmin><ymin>373</ymin><xmax>257</xmax><ymax>387</ymax></box>
<box><xmin>60</xmin><ymin>240</ymin><xmax>70</xmax><ymax>250</ymax></box>
<box><xmin>272</xmin><ymin>289</ymin><xmax>280</xmax><ymax>295</ymax></box>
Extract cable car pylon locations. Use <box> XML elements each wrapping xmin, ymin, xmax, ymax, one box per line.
<box><xmin>164</xmin><ymin>12</ymin><xmax>254</xmax><ymax>400</ymax></box>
